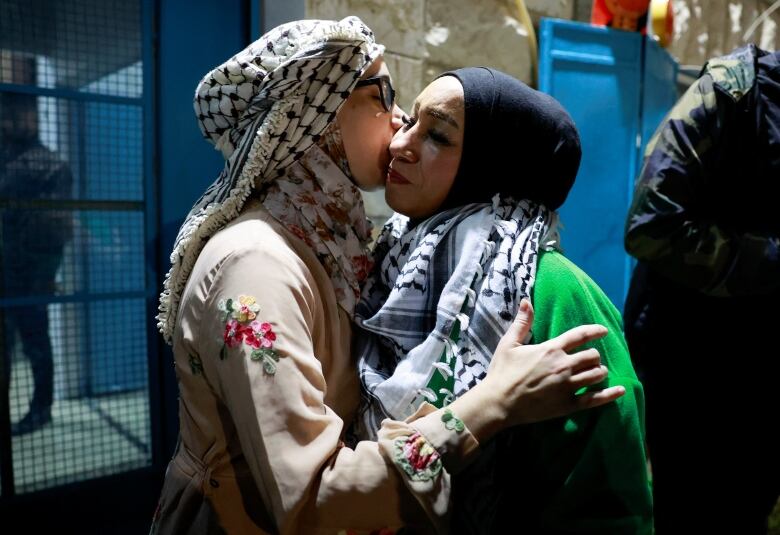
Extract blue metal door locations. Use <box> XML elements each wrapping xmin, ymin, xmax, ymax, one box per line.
<box><xmin>539</xmin><ymin>19</ymin><xmax>678</xmax><ymax>311</ymax></box>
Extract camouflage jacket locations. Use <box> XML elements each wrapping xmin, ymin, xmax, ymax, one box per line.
<box><xmin>625</xmin><ymin>45</ymin><xmax>780</xmax><ymax>297</ymax></box>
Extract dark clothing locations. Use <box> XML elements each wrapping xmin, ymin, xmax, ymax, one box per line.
<box><xmin>624</xmin><ymin>45</ymin><xmax>780</xmax><ymax>533</ymax></box>
<box><xmin>1</xmin><ymin>137</ymin><xmax>72</xmax><ymax>419</ymax></box>
<box><xmin>1</xmin><ymin>138</ymin><xmax>73</xmax><ymax>284</ymax></box>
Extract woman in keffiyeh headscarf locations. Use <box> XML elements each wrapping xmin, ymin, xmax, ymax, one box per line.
<box><xmin>354</xmin><ymin>68</ymin><xmax>654</xmax><ymax>534</ymax></box>
<box><xmin>152</xmin><ymin>18</ymin><xmax>625</xmax><ymax>535</ymax></box>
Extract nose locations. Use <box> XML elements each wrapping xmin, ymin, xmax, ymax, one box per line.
<box><xmin>390</xmin><ymin>103</ymin><xmax>407</xmax><ymax>132</ymax></box>
<box><xmin>389</xmin><ymin>120</ymin><xmax>416</xmax><ymax>163</ymax></box>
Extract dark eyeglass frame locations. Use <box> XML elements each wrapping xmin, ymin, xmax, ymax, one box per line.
<box><xmin>355</xmin><ymin>75</ymin><xmax>396</xmax><ymax>112</ymax></box>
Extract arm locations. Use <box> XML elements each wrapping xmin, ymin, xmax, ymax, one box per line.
<box><xmin>526</xmin><ymin>252</ymin><xmax>653</xmax><ymax>533</ymax></box>
<box><xmin>197</xmin><ymin>246</ymin><xmax>478</xmax><ymax>534</ymax></box>
<box><xmin>625</xmin><ymin>74</ymin><xmax>780</xmax><ymax>296</ymax></box>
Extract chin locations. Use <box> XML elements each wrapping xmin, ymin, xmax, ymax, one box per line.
<box><xmin>353</xmin><ymin>170</ymin><xmax>386</xmax><ymax>192</ymax></box>
<box><xmin>384</xmin><ymin>190</ymin><xmax>413</xmax><ymax>217</ymax></box>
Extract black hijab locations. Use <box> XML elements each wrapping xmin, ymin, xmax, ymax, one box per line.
<box><xmin>436</xmin><ymin>67</ymin><xmax>581</xmax><ymax>212</ymax></box>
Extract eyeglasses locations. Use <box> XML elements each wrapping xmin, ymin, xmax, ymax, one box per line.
<box><xmin>355</xmin><ymin>76</ymin><xmax>396</xmax><ymax>112</ymax></box>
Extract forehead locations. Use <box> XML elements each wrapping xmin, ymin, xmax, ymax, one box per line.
<box><xmin>361</xmin><ymin>56</ymin><xmax>389</xmax><ymax>79</ymax></box>
<box><xmin>416</xmin><ymin>76</ymin><xmax>464</xmax><ymax>110</ymax></box>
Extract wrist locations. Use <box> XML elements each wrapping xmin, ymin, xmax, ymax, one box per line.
<box><xmin>448</xmin><ymin>380</ymin><xmax>507</xmax><ymax>443</ymax></box>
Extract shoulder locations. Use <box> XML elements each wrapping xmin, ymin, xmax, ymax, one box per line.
<box><xmin>703</xmin><ymin>44</ymin><xmax>759</xmax><ymax>101</ymax></box>
<box><xmin>534</xmin><ymin>250</ymin><xmax>600</xmax><ymax>303</ymax></box>
<box><xmin>204</xmin><ymin>211</ymin><xmax>310</xmax><ymax>278</ymax></box>
<box><xmin>186</xmin><ymin>210</ymin><xmax>320</xmax><ymax>315</ymax></box>
<box><xmin>532</xmin><ymin>251</ymin><xmax>635</xmax><ymax>376</ymax></box>
<box><xmin>532</xmin><ymin>250</ymin><xmax>623</xmax><ymax>333</ymax></box>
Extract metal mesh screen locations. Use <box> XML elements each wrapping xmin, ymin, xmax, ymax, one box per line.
<box><xmin>0</xmin><ymin>0</ymin><xmax>152</xmax><ymax>496</ymax></box>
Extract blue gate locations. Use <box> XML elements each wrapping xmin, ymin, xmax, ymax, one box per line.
<box><xmin>539</xmin><ymin>19</ymin><xmax>678</xmax><ymax>311</ymax></box>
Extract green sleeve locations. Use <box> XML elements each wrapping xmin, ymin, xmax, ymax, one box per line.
<box><xmin>525</xmin><ymin>251</ymin><xmax>653</xmax><ymax>534</ymax></box>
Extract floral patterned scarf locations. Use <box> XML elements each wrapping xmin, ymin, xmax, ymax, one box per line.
<box><xmin>261</xmin><ymin>123</ymin><xmax>373</xmax><ymax>309</ymax></box>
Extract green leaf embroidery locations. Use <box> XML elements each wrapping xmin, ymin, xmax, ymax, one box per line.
<box><xmin>442</xmin><ymin>408</ymin><xmax>465</xmax><ymax>433</ymax></box>
<box><xmin>189</xmin><ymin>354</ymin><xmax>204</xmax><ymax>375</ymax></box>
<box><xmin>250</xmin><ymin>348</ymin><xmax>281</xmax><ymax>375</ymax></box>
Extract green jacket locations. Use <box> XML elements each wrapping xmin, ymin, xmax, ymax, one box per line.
<box><xmin>454</xmin><ymin>250</ymin><xmax>653</xmax><ymax>534</ymax></box>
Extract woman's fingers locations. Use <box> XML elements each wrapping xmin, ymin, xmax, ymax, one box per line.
<box><xmin>575</xmin><ymin>385</ymin><xmax>626</xmax><ymax>410</ymax></box>
<box><xmin>501</xmin><ymin>298</ymin><xmax>535</xmax><ymax>346</ymax></box>
<box><xmin>547</xmin><ymin>324</ymin><xmax>608</xmax><ymax>352</ymax></box>
<box><xmin>569</xmin><ymin>347</ymin><xmax>601</xmax><ymax>373</ymax></box>
<box><xmin>569</xmin><ymin>365</ymin><xmax>608</xmax><ymax>389</ymax></box>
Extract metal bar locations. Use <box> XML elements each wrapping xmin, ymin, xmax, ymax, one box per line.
<box><xmin>143</xmin><ymin>0</ymin><xmax>165</xmax><ymax>468</ymax></box>
<box><xmin>76</xmin><ymin>101</ymin><xmax>93</xmax><ymax>399</ymax></box>
<box><xmin>0</xmin><ymin>217</ymin><xmax>16</xmax><ymax>497</ymax></box>
<box><xmin>0</xmin><ymin>83</ymin><xmax>142</xmax><ymax>107</ymax></box>
<box><xmin>0</xmin><ymin>199</ymin><xmax>144</xmax><ymax>211</ymax></box>
<box><xmin>0</xmin><ymin>290</ymin><xmax>152</xmax><ymax>309</ymax></box>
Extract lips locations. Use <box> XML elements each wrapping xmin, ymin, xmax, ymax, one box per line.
<box><xmin>387</xmin><ymin>167</ymin><xmax>411</xmax><ymax>185</ymax></box>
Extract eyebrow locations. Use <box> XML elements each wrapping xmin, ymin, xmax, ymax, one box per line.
<box><xmin>426</xmin><ymin>108</ymin><xmax>459</xmax><ymax>129</ymax></box>
<box><xmin>412</xmin><ymin>101</ymin><xmax>460</xmax><ymax>129</ymax></box>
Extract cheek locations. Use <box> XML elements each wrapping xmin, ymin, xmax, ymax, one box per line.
<box><xmin>363</xmin><ymin>117</ymin><xmax>392</xmax><ymax>152</ymax></box>
<box><xmin>421</xmin><ymin>152</ymin><xmax>459</xmax><ymax>200</ymax></box>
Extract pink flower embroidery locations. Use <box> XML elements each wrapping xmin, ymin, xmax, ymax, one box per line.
<box><xmin>244</xmin><ymin>321</ymin><xmax>277</xmax><ymax>349</ymax></box>
<box><xmin>393</xmin><ymin>432</ymin><xmax>442</xmax><ymax>481</ymax></box>
<box><xmin>217</xmin><ymin>295</ymin><xmax>281</xmax><ymax>373</ymax></box>
<box><xmin>223</xmin><ymin>319</ymin><xmax>245</xmax><ymax>348</ymax></box>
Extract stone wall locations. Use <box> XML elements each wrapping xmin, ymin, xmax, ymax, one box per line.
<box><xmin>669</xmin><ymin>0</ymin><xmax>780</xmax><ymax>69</ymax></box>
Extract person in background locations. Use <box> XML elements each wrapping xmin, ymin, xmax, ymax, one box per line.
<box><xmin>0</xmin><ymin>64</ymin><xmax>73</xmax><ymax>436</ymax></box>
<box><xmin>624</xmin><ymin>44</ymin><xmax>780</xmax><ymax>533</ymax></box>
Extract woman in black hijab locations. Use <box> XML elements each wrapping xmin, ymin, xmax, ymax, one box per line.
<box><xmin>355</xmin><ymin>67</ymin><xmax>654</xmax><ymax>534</ymax></box>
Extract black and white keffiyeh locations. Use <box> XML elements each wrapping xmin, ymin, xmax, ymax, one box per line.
<box><xmin>354</xmin><ymin>195</ymin><xmax>559</xmax><ymax>438</ymax></box>
<box><xmin>157</xmin><ymin>17</ymin><xmax>384</xmax><ymax>343</ymax></box>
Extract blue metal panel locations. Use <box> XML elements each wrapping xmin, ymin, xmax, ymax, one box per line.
<box><xmin>157</xmin><ymin>0</ymin><xmax>250</xmax><ymax>458</ymax></box>
<box><xmin>158</xmin><ymin>0</ymin><xmax>248</xmax><ymax>258</ymax></box>
<box><xmin>539</xmin><ymin>19</ymin><xmax>643</xmax><ymax>310</ymax></box>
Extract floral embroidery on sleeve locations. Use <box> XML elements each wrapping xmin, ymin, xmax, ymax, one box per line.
<box><xmin>441</xmin><ymin>407</ymin><xmax>465</xmax><ymax>433</ymax></box>
<box><xmin>217</xmin><ymin>295</ymin><xmax>282</xmax><ymax>374</ymax></box>
<box><xmin>393</xmin><ymin>431</ymin><xmax>443</xmax><ymax>482</ymax></box>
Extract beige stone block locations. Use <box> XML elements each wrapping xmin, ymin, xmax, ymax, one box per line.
<box><xmin>669</xmin><ymin>0</ymin><xmax>780</xmax><ymax>68</ymax></box>
<box><xmin>306</xmin><ymin>0</ymin><xmax>426</xmax><ymax>58</ymax></box>
<box><xmin>422</xmin><ymin>60</ymin><xmax>458</xmax><ymax>87</ymax></box>
<box><xmin>524</xmin><ymin>0</ymin><xmax>575</xmax><ymax>24</ymax></box>
<box><xmin>425</xmin><ymin>0</ymin><xmax>534</xmax><ymax>83</ymax></box>
<box><xmin>384</xmin><ymin>51</ymin><xmax>424</xmax><ymax>112</ymax></box>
